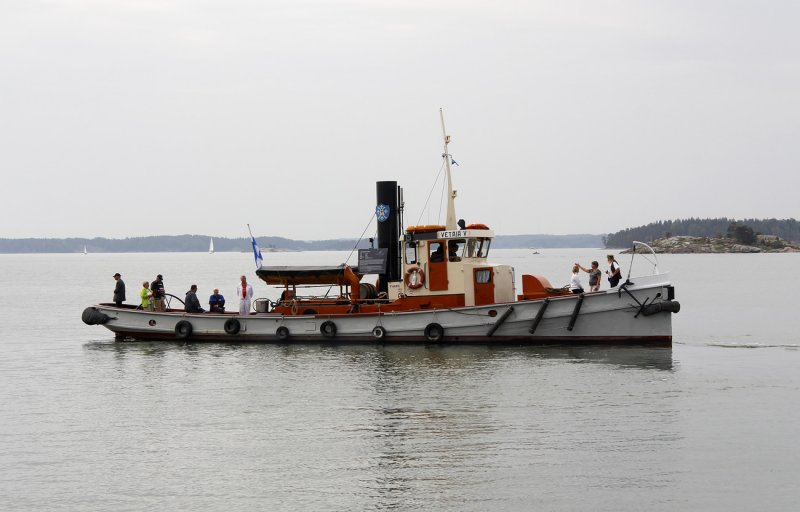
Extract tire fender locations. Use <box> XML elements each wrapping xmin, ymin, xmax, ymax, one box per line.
<box><xmin>175</xmin><ymin>320</ymin><xmax>193</xmax><ymax>339</ymax></box>
<box><xmin>320</xmin><ymin>320</ymin><xmax>337</xmax><ymax>338</ymax></box>
<box><xmin>424</xmin><ymin>322</ymin><xmax>444</xmax><ymax>342</ymax></box>
<box><xmin>224</xmin><ymin>318</ymin><xmax>241</xmax><ymax>335</ymax></box>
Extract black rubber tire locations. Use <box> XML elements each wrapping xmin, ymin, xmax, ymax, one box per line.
<box><xmin>424</xmin><ymin>322</ymin><xmax>444</xmax><ymax>342</ymax></box>
<box><xmin>372</xmin><ymin>326</ymin><xmax>386</xmax><ymax>340</ymax></box>
<box><xmin>175</xmin><ymin>320</ymin><xmax>193</xmax><ymax>339</ymax></box>
<box><xmin>81</xmin><ymin>307</ymin><xmax>110</xmax><ymax>326</ymax></box>
<box><xmin>320</xmin><ymin>320</ymin><xmax>337</xmax><ymax>338</ymax></box>
<box><xmin>276</xmin><ymin>326</ymin><xmax>290</xmax><ymax>340</ymax></box>
<box><xmin>224</xmin><ymin>318</ymin><xmax>241</xmax><ymax>335</ymax></box>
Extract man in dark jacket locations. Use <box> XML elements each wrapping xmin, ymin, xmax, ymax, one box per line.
<box><xmin>113</xmin><ymin>273</ymin><xmax>126</xmax><ymax>306</ymax></box>
<box><xmin>184</xmin><ymin>284</ymin><xmax>205</xmax><ymax>313</ymax></box>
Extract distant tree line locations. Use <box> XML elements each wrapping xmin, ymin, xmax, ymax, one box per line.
<box><xmin>604</xmin><ymin>218</ymin><xmax>800</xmax><ymax>248</ymax></box>
<box><xmin>0</xmin><ymin>233</ymin><xmax>605</xmax><ymax>253</ymax></box>
<box><xmin>0</xmin><ymin>235</ymin><xmax>372</xmax><ymax>254</ymax></box>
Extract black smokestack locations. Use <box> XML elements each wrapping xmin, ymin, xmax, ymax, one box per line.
<box><xmin>376</xmin><ymin>181</ymin><xmax>401</xmax><ymax>292</ymax></box>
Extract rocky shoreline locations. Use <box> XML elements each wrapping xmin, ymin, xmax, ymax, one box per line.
<box><xmin>621</xmin><ymin>235</ymin><xmax>800</xmax><ymax>254</ymax></box>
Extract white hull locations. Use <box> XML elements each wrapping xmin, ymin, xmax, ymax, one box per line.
<box><xmin>84</xmin><ymin>275</ymin><xmax>675</xmax><ymax>345</ymax></box>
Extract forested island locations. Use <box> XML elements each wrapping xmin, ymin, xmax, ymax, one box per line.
<box><xmin>608</xmin><ymin>218</ymin><xmax>800</xmax><ymax>253</ymax></box>
<box><xmin>604</xmin><ymin>218</ymin><xmax>800</xmax><ymax>248</ymax></box>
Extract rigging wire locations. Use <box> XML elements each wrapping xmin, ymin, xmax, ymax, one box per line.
<box><xmin>320</xmin><ymin>212</ymin><xmax>376</xmax><ymax>298</ymax></box>
<box><xmin>345</xmin><ymin>212</ymin><xmax>376</xmax><ymax>266</ymax></box>
<box><xmin>414</xmin><ymin>160</ymin><xmax>446</xmax><ymax>227</ymax></box>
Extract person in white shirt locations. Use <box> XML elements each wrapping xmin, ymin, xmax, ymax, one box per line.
<box><xmin>237</xmin><ymin>275</ymin><xmax>254</xmax><ymax>315</ymax></box>
<box><xmin>569</xmin><ymin>264</ymin><xmax>584</xmax><ymax>294</ymax></box>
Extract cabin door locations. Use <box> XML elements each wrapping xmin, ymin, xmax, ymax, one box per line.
<box><xmin>427</xmin><ymin>241</ymin><xmax>448</xmax><ymax>291</ymax></box>
<box><xmin>473</xmin><ymin>267</ymin><xmax>494</xmax><ymax>306</ymax></box>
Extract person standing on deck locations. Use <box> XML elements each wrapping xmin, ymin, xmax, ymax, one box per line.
<box><xmin>237</xmin><ymin>275</ymin><xmax>253</xmax><ymax>315</ymax></box>
<box><xmin>151</xmin><ymin>274</ymin><xmax>166</xmax><ymax>311</ymax></box>
<box><xmin>140</xmin><ymin>281</ymin><xmax>152</xmax><ymax>310</ymax></box>
<box><xmin>576</xmin><ymin>261</ymin><xmax>602</xmax><ymax>292</ymax></box>
<box><xmin>112</xmin><ymin>273</ymin><xmax>126</xmax><ymax>306</ymax></box>
<box><xmin>606</xmin><ymin>255</ymin><xmax>622</xmax><ymax>288</ymax></box>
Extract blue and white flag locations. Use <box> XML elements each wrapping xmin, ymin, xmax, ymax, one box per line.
<box><xmin>251</xmin><ymin>236</ymin><xmax>263</xmax><ymax>269</ymax></box>
<box><xmin>451</xmin><ymin>157</ymin><xmax>459</xmax><ymax>166</ymax></box>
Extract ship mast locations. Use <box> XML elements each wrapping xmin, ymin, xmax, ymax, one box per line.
<box><xmin>440</xmin><ymin>108</ymin><xmax>457</xmax><ymax>230</ymax></box>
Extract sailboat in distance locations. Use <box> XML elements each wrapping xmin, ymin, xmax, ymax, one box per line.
<box><xmin>209</xmin><ymin>237</ymin><xmax>215</xmax><ymax>254</ymax></box>
<box><xmin>83</xmin><ymin>245</ymin><xmax>87</xmax><ymax>255</ymax></box>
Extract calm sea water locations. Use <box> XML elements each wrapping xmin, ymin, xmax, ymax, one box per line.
<box><xmin>1</xmin><ymin>249</ymin><xmax>799</xmax><ymax>511</ymax></box>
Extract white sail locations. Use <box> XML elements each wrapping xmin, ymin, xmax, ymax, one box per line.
<box><xmin>209</xmin><ymin>238</ymin><xmax>214</xmax><ymax>254</ymax></box>
<box><xmin>83</xmin><ymin>245</ymin><xmax>87</xmax><ymax>255</ymax></box>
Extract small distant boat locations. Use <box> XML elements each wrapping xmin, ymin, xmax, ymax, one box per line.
<box><xmin>209</xmin><ymin>238</ymin><xmax>215</xmax><ymax>254</ymax></box>
<box><xmin>83</xmin><ymin>245</ymin><xmax>87</xmax><ymax>255</ymax></box>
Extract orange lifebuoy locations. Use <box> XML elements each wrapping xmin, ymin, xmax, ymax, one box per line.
<box><xmin>404</xmin><ymin>266</ymin><xmax>425</xmax><ymax>289</ymax></box>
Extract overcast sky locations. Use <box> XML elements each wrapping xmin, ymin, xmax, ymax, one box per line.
<box><xmin>2</xmin><ymin>0</ymin><xmax>798</xmax><ymax>241</ymax></box>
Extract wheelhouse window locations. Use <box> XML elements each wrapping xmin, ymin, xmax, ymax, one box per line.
<box><xmin>429</xmin><ymin>241</ymin><xmax>445</xmax><ymax>262</ymax></box>
<box><xmin>466</xmin><ymin>239</ymin><xmax>477</xmax><ymax>258</ymax></box>
<box><xmin>405</xmin><ymin>242</ymin><xmax>418</xmax><ymax>264</ymax></box>
<box><xmin>478</xmin><ymin>238</ymin><xmax>491</xmax><ymax>258</ymax></box>
<box><xmin>475</xmin><ymin>269</ymin><xmax>492</xmax><ymax>284</ymax></box>
<box><xmin>448</xmin><ymin>239</ymin><xmax>465</xmax><ymax>262</ymax></box>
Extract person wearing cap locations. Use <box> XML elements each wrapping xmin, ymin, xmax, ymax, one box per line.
<box><xmin>112</xmin><ymin>273</ymin><xmax>126</xmax><ymax>306</ymax></box>
<box><xmin>184</xmin><ymin>285</ymin><xmax>205</xmax><ymax>313</ymax></box>
<box><xmin>236</xmin><ymin>275</ymin><xmax>253</xmax><ymax>315</ymax></box>
<box><xmin>151</xmin><ymin>274</ymin><xmax>166</xmax><ymax>311</ymax></box>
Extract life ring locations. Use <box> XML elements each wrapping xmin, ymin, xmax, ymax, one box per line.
<box><xmin>175</xmin><ymin>320</ymin><xmax>193</xmax><ymax>339</ymax></box>
<box><xmin>224</xmin><ymin>318</ymin><xmax>241</xmax><ymax>335</ymax></box>
<box><xmin>404</xmin><ymin>266</ymin><xmax>425</xmax><ymax>289</ymax></box>
<box><xmin>424</xmin><ymin>322</ymin><xmax>444</xmax><ymax>342</ymax></box>
<box><xmin>372</xmin><ymin>326</ymin><xmax>386</xmax><ymax>340</ymax></box>
<box><xmin>276</xmin><ymin>326</ymin><xmax>290</xmax><ymax>340</ymax></box>
<box><xmin>465</xmin><ymin>223</ymin><xmax>489</xmax><ymax>230</ymax></box>
<box><xmin>320</xmin><ymin>320</ymin><xmax>337</xmax><ymax>338</ymax></box>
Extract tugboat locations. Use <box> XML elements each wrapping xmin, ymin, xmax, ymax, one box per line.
<box><xmin>83</xmin><ymin>112</ymin><xmax>679</xmax><ymax>345</ymax></box>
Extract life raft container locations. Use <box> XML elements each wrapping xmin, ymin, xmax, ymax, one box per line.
<box><xmin>406</xmin><ymin>225</ymin><xmax>445</xmax><ymax>234</ymax></box>
<box><xmin>465</xmin><ymin>223</ymin><xmax>490</xmax><ymax>230</ymax></box>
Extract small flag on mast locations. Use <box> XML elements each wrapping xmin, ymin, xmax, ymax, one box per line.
<box><xmin>247</xmin><ymin>224</ymin><xmax>263</xmax><ymax>269</ymax></box>
<box><xmin>252</xmin><ymin>237</ymin><xmax>263</xmax><ymax>269</ymax></box>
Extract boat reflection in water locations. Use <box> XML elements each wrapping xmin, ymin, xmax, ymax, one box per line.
<box><xmin>85</xmin><ymin>342</ymin><xmax>673</xmax><ymax>372</ymax></box>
